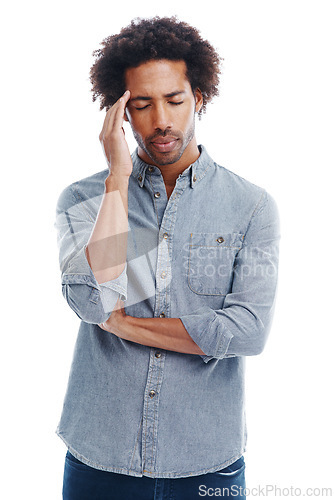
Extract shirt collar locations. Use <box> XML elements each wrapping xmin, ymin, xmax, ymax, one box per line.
<box><xmin>131</xmin><ymin>145</ymin><xmax>213</xmax><ymax>189</ymax></box>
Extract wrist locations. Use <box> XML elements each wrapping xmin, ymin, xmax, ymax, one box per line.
<box><xmin>105</xmin><ymin>173</ymin><xmax>130</xmax><ymax>192</ymax></box>
<box><xmin>123</xmin><ymin>314</ymin><xmax>137</xmax><ymax>339</ymax></box>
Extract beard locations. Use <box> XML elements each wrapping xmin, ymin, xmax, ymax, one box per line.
<box><xmin>131</xmin><ymin>117</ymin><xmax>196</xmax><ymax>166</ymax></box>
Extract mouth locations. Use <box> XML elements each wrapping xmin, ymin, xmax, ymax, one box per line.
<box><xmin>150</xmin><ymin>138</ymin><xmax>179</xmax><ymax>153</ymax></box>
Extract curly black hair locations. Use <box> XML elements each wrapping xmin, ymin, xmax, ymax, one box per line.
<box><xmin>90</xmin><ymin>16</ymin><xmax>222</xmax><ymax>116</ymax></box>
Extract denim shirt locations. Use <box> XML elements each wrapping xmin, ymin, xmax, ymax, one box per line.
<box><xmin>55</xmin><ymin>145</ymin><xmax>280</xmax><ymax>478</ymax></box>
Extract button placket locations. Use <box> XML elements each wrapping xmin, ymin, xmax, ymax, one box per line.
<box><xmin>141</xmin><ymin>347</ymin><xmax>165</xmax><ymax>474</ymax></box>
<box><xmin>148</xmin><ymin>170</ymin><xmax>168</xmax><ymax>229</ymax></box>
<box><xmin>141</xmin><ymin>170</ymin><xmax>186</xmax><ymax>475</ymax></box>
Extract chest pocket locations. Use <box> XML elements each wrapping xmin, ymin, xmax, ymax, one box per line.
<box><xmin>187</xmin><ymin>232</ymin><xmax>244</xmax><ymax>295</ymax></box>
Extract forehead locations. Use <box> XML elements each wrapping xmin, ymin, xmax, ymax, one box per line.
<box><xmin>124</xmin><ymin>59</ymin><xmax>191</xmax><ymax>95</ymax></box>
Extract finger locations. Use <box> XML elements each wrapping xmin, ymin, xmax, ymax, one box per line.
<box><xmin>122</xmin><ymin>89</ymin><xmax>131</xmax><ymax>105</ymax></box>
<box><xmin>100</xmin><ymin>91</ymin><xmax>130</xmax><ymax>138</ymax></box>
<box><xmin>99</xmin><ymin>322</ymin><xmax>111</xmax><ymax>332</ymax></box>
<box><xmin>112</xmin><ymin>90</ymin><xmax>130</xmax><ymax>130</ymax></box>
<box><xmin>100</xmin><ymin>105</ymin><xmax>119</xmax><ymax>139</ymax></box>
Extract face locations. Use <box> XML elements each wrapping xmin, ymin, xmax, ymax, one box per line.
<box><xmin>124</xmin><ymin>59</ymin><xmax>203</xmax><ymax>167</ymax></box>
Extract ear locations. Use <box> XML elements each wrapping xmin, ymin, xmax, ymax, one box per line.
<box><xmin>194</xmin><ymin>88</ymin><xmax>203</xmax><ymax>113</ymax></box>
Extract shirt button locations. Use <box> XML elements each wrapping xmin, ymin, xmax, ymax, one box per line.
<box><xmin>154</xmin><ymin>192</ymin><xmax>161</xmax><ymax>198</ymax></box>
<box><xmin>149</xmin><ymin>390</ymin><xmax>156</xmax><ymax>398</ymax></box>
<box><xmin>163</xmin><ymin>233</ymin><xmax>168</xmax><ymax>239</ymax></box>
<box><xmin>138</xmin><ymin>175</ymin><xmax>143</xmax><ymax>182</ymax></box>
<box><xmin>161</xmin><ymin>271</ymin><xmax>167</xmax><ymax>279</ymax></box>
<box><xmin>155</xmin><ymin>352</ymin><xmax>162</xmax><ymax>358</ymax></box>
<box><xmin>148</xmin><ymin>166</ymin><xmax>154</xmax><ymax>172</ymax></box>
<box><xmin>193</xmin><ymin>174</ymin><xmax>197</xmax><ymax>182</ymax></box>
<box><xmin>159</xmin><ymin>312</ymin><xmax>166</xmax><ymax>318</ymax></box>
<box><xmin>216</xmin><ymin>236</ymin><xmax>224</xmax><ymax>243</ymax></box>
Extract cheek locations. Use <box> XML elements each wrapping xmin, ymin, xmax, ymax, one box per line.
<box><xmin>180</xmin><ymin>102</ymin><xmax>196</xmax><ymax>123</ymax></box>
<box><xmin>181</xmin><ymin>111</ymin><xmax>196</xmax><ymax>134</ymax></box>
<box><xmin>128</xmin><ymin>112</ymin><xmax>147</xmax><ymax>131</ymax></box>
<box><xmin>127</xmin><ymin>116</ymin><xmax>145</xmax><ymax>138</ymax></box>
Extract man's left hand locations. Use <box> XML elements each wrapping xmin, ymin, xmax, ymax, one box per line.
<box><xmin>98</xmin><ymin>298</ymin><xmax>129</xmax><ymax>338</ymax></box>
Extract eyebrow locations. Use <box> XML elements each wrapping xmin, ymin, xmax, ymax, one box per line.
<box><xmin>129</xmin><ymin>90</ymin><xmax>186</xmax><ymax>102</ymax></box>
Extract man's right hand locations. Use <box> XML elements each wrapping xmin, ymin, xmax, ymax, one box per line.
<box><xmin>99</xmin><ymin>90</ymin><xmax>133</xmax><ymax>177</ymax></box>
<box><xmin>86</xmin><ymin>91</ymin><xmax>131</xmax><ymax>284</ymax></box>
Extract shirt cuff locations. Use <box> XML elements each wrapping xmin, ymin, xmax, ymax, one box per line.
<box><xmin>62</xmin><ymin>245</ymin><xmax>128</xmax><ymax>315</ymax></box>
<box><xmin>179</xmin><ymin>306</ymin><xmax>234</xmax><ymax>363</ymax></box>
<box><xmin>99</xmin><ymin>266</ymin><xmax>128</xmax><ymax>313</ymax></box>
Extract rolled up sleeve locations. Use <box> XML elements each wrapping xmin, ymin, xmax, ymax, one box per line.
<box><xmin>180</xmin><ymin>191</ymin><xmax>280</xmax><ymax>363</ymax></box>
<box><xmin>55</xmin><ymin>184</ymin><xmax>127</xmax><ymax>324</ymax></box>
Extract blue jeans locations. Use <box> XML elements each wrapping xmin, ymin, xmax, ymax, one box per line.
<box><xmin>62</xmin><ymin>450</ymin><xmax>246</xmax><ymax>499</ymax></box>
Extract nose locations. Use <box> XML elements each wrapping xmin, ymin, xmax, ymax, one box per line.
<box><xmin>152</xmin><ymin>102</ymin><xmax>173</xmax><ymax>131</ymax></box>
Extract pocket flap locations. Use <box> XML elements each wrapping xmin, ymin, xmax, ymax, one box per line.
<box><xmin>190</xmin><ymin>232</ymin><xmax>244</xmax><ymax>249</ymax></box>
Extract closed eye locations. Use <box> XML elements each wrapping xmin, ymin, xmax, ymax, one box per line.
<box><xmin>135</xmin><ymin>101</ymin><xmax>184</xmax><ymax>111</ymax></box>
<box><xmin>135</xmin><ymin>105</ymin><xmax>150</xmax><ymax>110</ymax></box>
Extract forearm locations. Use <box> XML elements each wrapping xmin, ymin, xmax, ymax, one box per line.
<box><xmin>86</xmin><ymin>174</ymin><xmax>129</xmax><ymax>284</ymax></box>
<box><xmin>123</xmin><ymin>316</ymin><xmax>206</xmax><ymax>355</ymax></box>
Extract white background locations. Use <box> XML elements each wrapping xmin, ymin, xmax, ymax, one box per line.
<box><xmin>1</xmin><ymin>1</ymin><xmax>333</xmax><ymax>498</ymax></box>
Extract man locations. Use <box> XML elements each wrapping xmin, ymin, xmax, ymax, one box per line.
<box><xmin>56</xmin><ymin>16</ymin><xmax>280</xmax><ymax>500</ymax></box>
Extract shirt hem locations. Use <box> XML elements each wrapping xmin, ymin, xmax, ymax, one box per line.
<box><xmin>57</xmin><ymin>429</ymin><xmax>246</xmax><ymax>479</ymax></box>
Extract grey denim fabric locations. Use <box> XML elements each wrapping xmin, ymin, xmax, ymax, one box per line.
<box><xmin>55</xmin><ymin>145</ymin><xmax>280</xmax><ymax>478</ymax></box>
